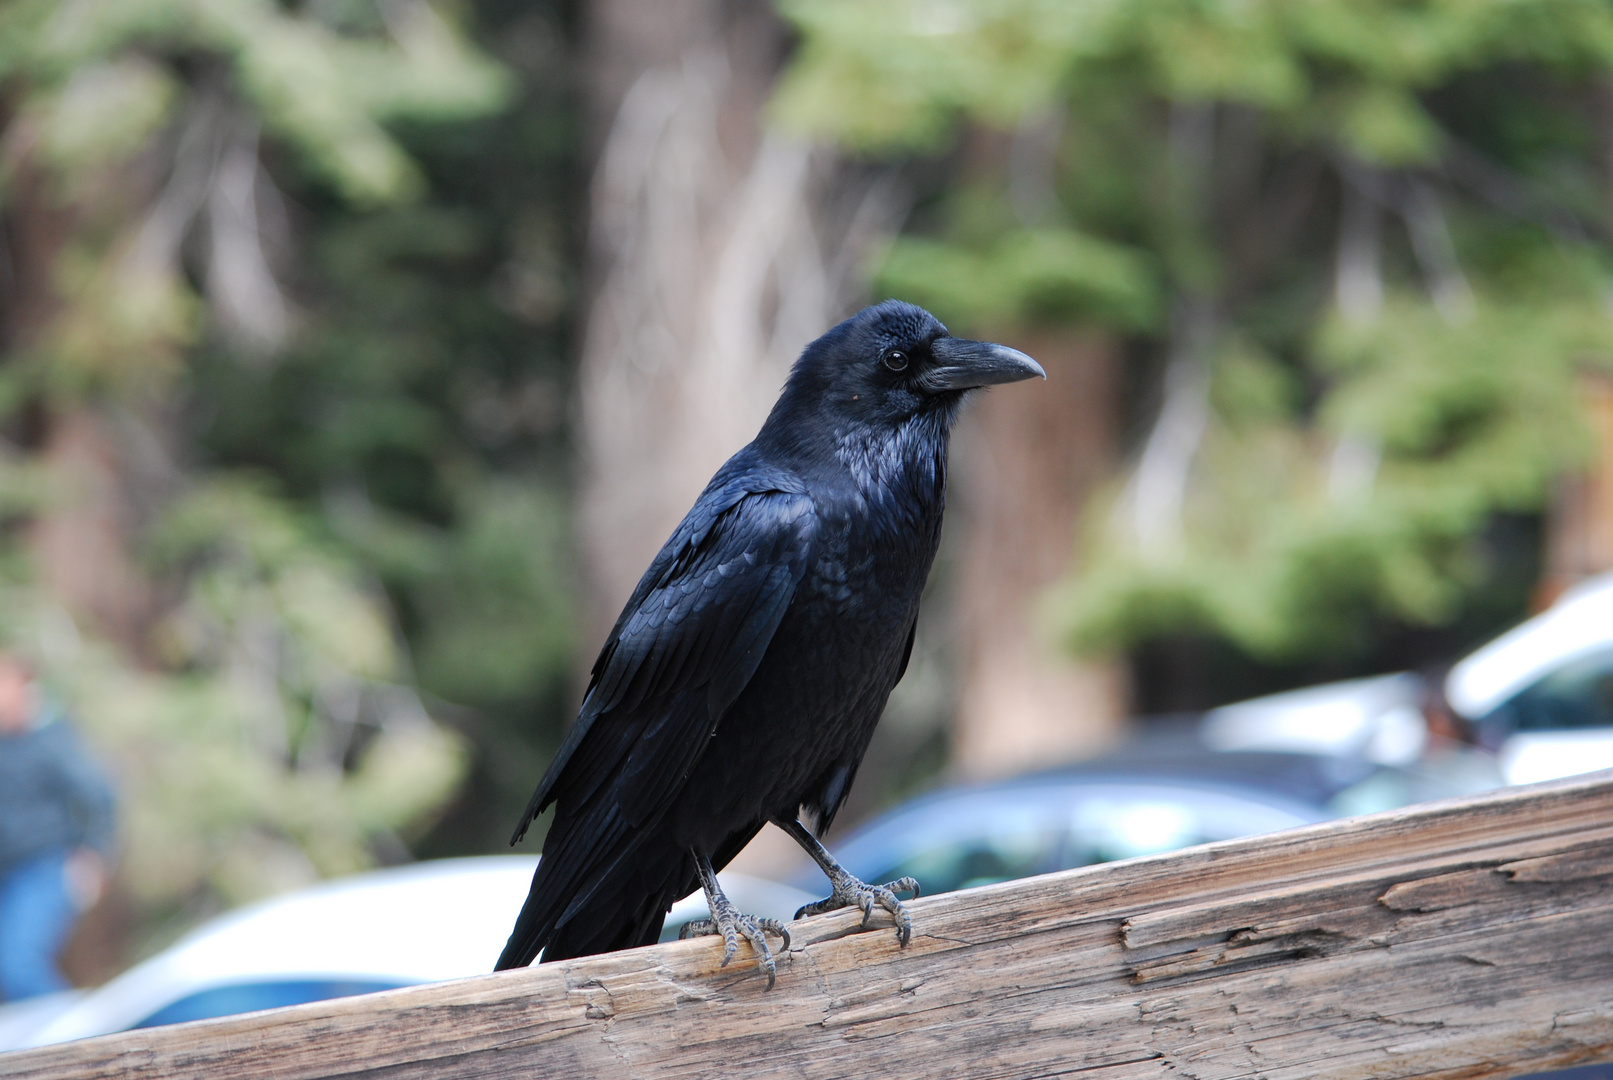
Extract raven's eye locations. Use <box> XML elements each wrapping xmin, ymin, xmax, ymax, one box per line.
<box><xmin>882</xmin><ymin>349</ymin><xmax>909</xmax><ymax>373</ymax></box>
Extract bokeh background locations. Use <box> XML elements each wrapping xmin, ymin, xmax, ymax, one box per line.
<box><xmin>4</xmin><ymin>0</ymin><xmax>1613</xmax><ymax>981</ymax></box>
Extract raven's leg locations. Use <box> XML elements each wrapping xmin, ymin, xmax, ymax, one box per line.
<box><xmin>677</xmin><ymin>850</ymin><xmax>791</xmax><ymax>989</ymax></box>
<box><xmin>776</xmin><ymin>818</ymin><xmax>920</xmax><ymax>946</ymax></box>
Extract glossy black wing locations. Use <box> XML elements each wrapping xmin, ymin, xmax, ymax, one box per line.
<box><xmin>511</xmin><ymin>466</ymin><xmax>817</xmax><ymax>842</ymax></box>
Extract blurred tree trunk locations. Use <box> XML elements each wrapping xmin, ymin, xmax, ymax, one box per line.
<box><xmin>576</xmin><ymin>0</ymin><xmax>902</xmax><ymax>647</ymax></box>
<box><xmin>1547</xmin><ymin>85</ymin><xmax>1613</xmax><ymax>603</ymax></box>
<box><xmin>2</xmin><ymin>153</ymin><xmax>168</xmax><ymax>658</ymax></box>
<box><xmin>944</xmin><ymin>122</ymin><xmax>1130</xmax><ymax>779</ymax></box>
<box><xmin>1540</xmin><ymin>373</ymin><xmax>1613</xmax><ymax>607</ymax></box>
<box><xmin>1</xmin><ymin>158</ymin><xmax>157</xmax><ymax>987</ymax></box>
<box><xmin>949</xmin><ymin>332</ymin><xmax>1127</xmax><ymax>779</ymax></box>
<box><xmin>0</xmin><ymin>159</ymin><xmax>70</xmax><ymax>356</ymax></box>
<box><xmin>31</xmin><ymin>411</ymin><xmax>160</xmax><ymax>651</ymax></box>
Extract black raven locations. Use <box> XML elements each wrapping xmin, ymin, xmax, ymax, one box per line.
<box><xmin>496</xmin><ymin>300</ymin><xmax>1043</xmax><ymax>985</ymax></box>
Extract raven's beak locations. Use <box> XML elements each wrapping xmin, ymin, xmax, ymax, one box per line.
<box><xmin>921</xmin><ymin>337</ymin><xmax>1047</xmax><ymax>392</ymax></box>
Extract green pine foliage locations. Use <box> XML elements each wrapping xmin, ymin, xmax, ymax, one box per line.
<box><xmin>779</xmin><ymin>0</ymin><xmax>1613</xmax><ymax>663</ymax></box>
<box><xmin>0</xmin><ymin>0</ymin><xmax>577</xmax><ymax>950</ymax></box>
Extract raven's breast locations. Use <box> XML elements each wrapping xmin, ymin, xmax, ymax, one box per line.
<box><xmin>663</xmin><ymin>497</ymin><xmax>942</xmax><ymax>853</ymax></box>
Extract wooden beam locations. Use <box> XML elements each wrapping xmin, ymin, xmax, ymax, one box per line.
<box><xmin>8</xmin><ymin>771</ymin><xmax>1613</xmax><ymax>1080</ymax></box>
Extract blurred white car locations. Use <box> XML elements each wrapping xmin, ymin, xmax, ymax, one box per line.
<box><xmin>0</xmin><ymin>857</ymin><xmax>815</xmax><ymax>1051</ymax></box>
<box><xmin>1202</xmin><ymin>672</ymin><xmax>1432</xmax><ymax>766</ymax></box>
<box><xmin>1203</xmin><ymin>571</ymin><xmax>1613</xmax><ymax>786</ymax></box>
<box><xmin>1446</xmin><ymin>574</ymin><xmax>1613</xmax><ymax>783</ymax></box>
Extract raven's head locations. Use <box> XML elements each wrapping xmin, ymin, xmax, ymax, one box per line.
<box><xmin>768</xmin><ymin>300</ymin><xmax>1045</xmax><ymax>440</ymax></box>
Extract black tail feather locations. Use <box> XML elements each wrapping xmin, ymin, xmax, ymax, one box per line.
<box><xmin>495</xmin><ymin>815</ymin><xmax>697</xmax><ymax>970</ymax></box>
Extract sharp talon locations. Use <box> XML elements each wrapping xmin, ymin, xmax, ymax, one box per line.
<box><xmin>756</xmin><ymin>918</ymin><xmax>791</xmax><ymax>952</ymax></box>
<box><xmin>693</xmin><ymin>891</ymin><xmax>787</xmax><ymax>985</ymax></box>
<box><xmin>795</xmin><ymin>864</ymin><xmax>920</xmax><ymax>947</ymax></box>
<box><xmin>738</xmin><ymin>921</ymin><xmax>777</xmax><ymax>989</ymax></box>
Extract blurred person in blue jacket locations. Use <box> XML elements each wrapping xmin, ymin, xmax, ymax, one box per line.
<box><xmin>0</xmin><ymin>650</ymin><xmax>116</xmax><ymax>1002</ymax></box>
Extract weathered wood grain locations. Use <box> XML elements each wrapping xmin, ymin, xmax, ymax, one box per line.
<box><xmin>7</xmin><ymin>771</ymin><xmax>1613</xmax><ymax>1080</ymax></box>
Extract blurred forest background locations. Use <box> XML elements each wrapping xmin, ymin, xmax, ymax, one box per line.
<box><xmin>6</xmin><ymin>0</ymin><xmax>1613</xmax><ymax>978</ymax></box>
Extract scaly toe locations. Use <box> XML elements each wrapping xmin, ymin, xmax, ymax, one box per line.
<box><xmin>795</xmin><ymin>894</ymin><xmax>845</xmax><ymax>920</ymax></box>
<box><xmin>693</xmin><ymin>903</ymin><xmax>791</xmax><ymax>988</ymax></box>
<box><xmin>886</xmin><ymin>876</ymin><xmax>921</xmax><ymax>899</ymax></box>
<box><xmin>796</xmin><ymin>873</ymin><xmax>918</xmax><ymax>946</ymax></box>
<box><xmin>758</xmin><ymin>917</ymin><xmax>792</xmax><ymax>952</ymax></box>
<box><xmin>737</xmin><ymin>921</ymin><xmax>776</xmax><ymax>989</ymax></box>
<box><xmin>868</xmin><ymin>885</ymin><xmax>913</xmax><ymax>944</ymax></box>
<box><xmin>858</xmin><ymin>890</ymin><xmax>878</xmax><ymax>929</ymax></box>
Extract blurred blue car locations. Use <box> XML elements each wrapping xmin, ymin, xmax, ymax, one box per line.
<box><xmin>789</xmin><ymin>749</ymin><xmax>1490</xmax><ymax>901</ymax></box>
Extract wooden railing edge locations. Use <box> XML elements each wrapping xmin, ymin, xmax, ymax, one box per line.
<box><xmin>6</xmin><ymin>768</ymin><xmax>1613</xmax><ymax>1080</ymax></box>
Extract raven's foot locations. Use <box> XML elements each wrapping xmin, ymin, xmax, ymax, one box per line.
<box><xmin>685</xmin><ymin>850</ymin><xmax>791</xmax><ymax>989</ymax></box>
<box><xmin>794</xmin><ymin>869</ymin><xmax>920</xmax><ymax>946</ymax></box>
<box><xmin>679</xmin><ymin>905</ymin><xmax>791</xmax><ymax>989</ymax></box>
